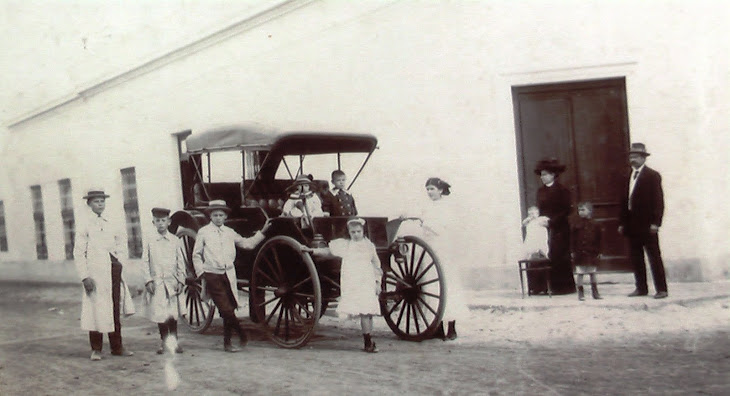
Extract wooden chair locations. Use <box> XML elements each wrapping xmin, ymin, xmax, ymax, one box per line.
<box><xmin>518</xmin><ymin>256</ymin><xmax>552</xmax><ymax>298</ymax></box>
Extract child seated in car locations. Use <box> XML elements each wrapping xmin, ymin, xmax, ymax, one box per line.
<box><xmin>281</xmin><ymin>174</ymin><xmax>324</xmax><ymax>227</ymax></box>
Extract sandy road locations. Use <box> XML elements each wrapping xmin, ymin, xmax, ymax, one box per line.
<box><xmin>0</xmin><ymin>282</ymin><xmax>727</xmax><ymax>395</ymax></box>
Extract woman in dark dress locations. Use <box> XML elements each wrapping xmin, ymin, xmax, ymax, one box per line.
<box><xmin>532</xmin><ymin>158</ymin><xmax>576</xmax><ymax>295</ymax></box>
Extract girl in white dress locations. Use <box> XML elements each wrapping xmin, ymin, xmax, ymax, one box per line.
<box><xmin>398</xmin><ymin>177</ymin><xmax>470</xmax><ymax>341</ymax></box>
<box><xmin>313</xmin><ymin>217</ymin><xmax>383</xmax><ymax>352</ymax></box>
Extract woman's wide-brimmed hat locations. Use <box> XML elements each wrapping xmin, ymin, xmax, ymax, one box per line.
<box><xmin>628</xmin><ymin>142</ymin><xmax>651</xmax><ymax>156</ymax></box>
<box><xmin>534</xmin><ymin>158</ymin><xmax>566</xmax><ymax>175</ymax></box>
<box><xmin>83</xmin><ymin>188</ymin><xmax>110</xmax><ymax>200</ymax></box>
<box><xmin>203</xmin><ymin>199</ymin><xmax>232</xmax><ymax>215</ymax></box>
<box><xmin>285</xmin><ymin>174</ymin><xmax>316</xmax><ymax>193</ymax></box>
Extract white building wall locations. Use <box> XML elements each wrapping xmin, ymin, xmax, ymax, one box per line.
<box><xmin>1</xmin><ymin>0</ymin><xmax>728</xmax><ymax>286</ymax></box>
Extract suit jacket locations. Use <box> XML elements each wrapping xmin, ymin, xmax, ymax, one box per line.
<box><xmin>620</xmin><ymin>165</ymin><xmax>664</xmax><ymax>236</ymax></box>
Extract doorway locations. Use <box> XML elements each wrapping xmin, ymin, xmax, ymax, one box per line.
<box><xmin>512</xmin><ymin>77</ymin><xmax>631</xmax><ymax>272</ymax></box>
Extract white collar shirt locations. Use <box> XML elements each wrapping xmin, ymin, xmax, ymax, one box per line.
<box><xmin>191</xmin><ymin>223</ymin><xmax>264</xmax><ymax>276</ymax></box>
<box><xmin>628</xmin><ymin>164</ymin><xmax>645</xmax><ymax>209</ymax></box>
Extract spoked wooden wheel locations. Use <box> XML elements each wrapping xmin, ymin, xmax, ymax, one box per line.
<box><xmin>176</xmin><ymin>227</ymin><xmax>215</xmax><ymax>333</ymax></box>
<box><xmin>250</xmin><ymin>236</ymin><xmax>322</xmax><ymax>348</ymax></box>
<box><xmin>380</xmin><ymin>235</ymin><xmax>446</xmax><ymax>341</ymax></box>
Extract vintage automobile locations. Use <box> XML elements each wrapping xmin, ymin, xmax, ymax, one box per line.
<box><xmin>169</xmin><ymin>124</ymin><xmax>446</xmax><ymax>348</ymax></box>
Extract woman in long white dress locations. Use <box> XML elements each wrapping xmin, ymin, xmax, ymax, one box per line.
<box><xmin>399</xmin><ymin>177</ymin><xmax>470</xmax><ymax>340</ymax></box>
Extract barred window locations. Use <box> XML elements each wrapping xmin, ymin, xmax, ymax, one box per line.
<box><xmin>120</xmin><ymin>167</ymin><xmax>143</xmax><ymax>258</ymax></box>
<box><xmin>0</xmin><ymin>201</ymin><xmax>8</xmax><ymax>252</ymax></box>
<box><xmin>58</xmin><ymin>179</ymin><xmax>75</xmax><ymax>260</ymax></box>
<box><xmin>30</xmin><ymin>185</ymin><xmax>48</xmax><ymax>259</ymax></box>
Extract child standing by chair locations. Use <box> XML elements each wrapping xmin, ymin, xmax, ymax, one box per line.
<box><xmin>571</xmin><ymin>202</ymin><xmax>603</xmax><ymax>301</ymax></box>
<box><xmin>312</xmin><ymin>217</ymin><xmax>382</xmax><ymax>353</ymax></box>
<box><xmin>142</xmin><ymin>207</ymin><xmax>186</xmax><ymax>354</ymax></box>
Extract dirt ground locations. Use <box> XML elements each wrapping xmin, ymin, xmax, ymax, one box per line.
<box><xmin>0</xmin><ymin>282</ymin><xmax>728</xmax><ymax>395</ymax></box>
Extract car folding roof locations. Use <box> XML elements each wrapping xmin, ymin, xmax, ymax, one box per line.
<box><xmin>185</xmin><ymin>125</ymin><xmax>377</xmax><ymax>154</ymax></box>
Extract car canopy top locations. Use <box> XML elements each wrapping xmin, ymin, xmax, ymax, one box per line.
<box><xmin>184</xmin><ymin>124</ymin><xmax>378</xmax><ymax>189</ymax></box>
<box><xmin>185</xmin><ymin>124</ymin><xmax>377</xmax><ymax>155</ymax></box>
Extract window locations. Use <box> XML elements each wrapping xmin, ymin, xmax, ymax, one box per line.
<box><xmin>120</xmin><ymin>167</ymin><xmax>143</xmax><ymax>258</ymax></box>
<box><xmin>58</xmin><ymin>179</ymin><xmax>75</xmax><ymax>259</ymax></box>
<box><xmin>0</xmin><ymin>201</ymin><xmax>8</xmax><ymax>252</ymax></box>
<box><xmin>30</xmin><ymin>185</ymin><xmax>48</xmax><ymax>259</ymax></box>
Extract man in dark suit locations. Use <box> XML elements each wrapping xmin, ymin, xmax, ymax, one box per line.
<box><xmin>619</xmin><ymin>143</ymin><xmax>668</xmax><ymax>299</ymax></box>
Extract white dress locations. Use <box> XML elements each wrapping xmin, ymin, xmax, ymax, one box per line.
<box><xmin>398</xmin><ymin>197</ymin><xmax>470</xmax><ymax>322</ymax></box>
<box><xmin>522</xmin><ymin>217</ymin><xmax>550</xmax><ymax>259</ymax></box>
<box><xmin>329</xmin><ymin>238</ymin><xmax>383</xmax><ymax>318</ymax></box>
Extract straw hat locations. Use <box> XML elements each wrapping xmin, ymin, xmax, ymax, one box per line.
<box><xmin>83</xmin><ymin>188</ymin><xmax>110</xmax><ymax>200</ymax></box>
<box><xmin>203</xmin><ymin>199</ymin><xmax>232</xmax><ymax>215</ymax></box>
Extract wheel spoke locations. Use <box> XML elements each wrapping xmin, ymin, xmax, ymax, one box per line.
<box><xmin>395</xmin><ymin>299</ymin><xmax>407</xmax><ymax>328</ymax></box>
<box><xmin>408</xmin><ymin>242</ymin><xmax>416</xmax><ymax>275</ymax></box>
<box><xmin>293</xmin><ymin>292</ymin><xmax>315</xmax><ymax>299</ymax></box>
<box><xmin>415</xmin><ymin>261</ymin><xmax>435</xmax><ymax>282</ymax></box>
<box><xmin>414</xmin><ymin>299</ymin><xmax>430</xmax><ymax>326</ymax></box>
<box><xmin>255</xmin><ymin>267</ymin><xmax>278</xmax><ymax>286</ymax></box>
<box><xmin>262</xmin><ymin>255</ymin><xmax>281</xmax><ymax>282</ymax></box>
<box><xmin>418</xmin><ymin>296</ymin><xmax>438</xmax><ymax>316</ymax></box>
<box><xmin>271</xmin><ymin>248</ymin><xmax>285</xmax><ymax>282</ymax></box>
<box><xmin>291</xmin><ymin>276</ymin><xmax>312</xmax><ymax>291</ymax></box>
<box><xmin>405</xmin><ymin>303</ymin><xmax>411</xmax><ymax>334</ymax></box>
<box><xmin>412</xmin><ymin>247</ymin><xmax>427</xmax><ymax>278</ymax></box>
<box><xmin>320</xmin><ymin>275</ymin><xmax>340</xmax><ymax>289</ymax></box>
<box><xmin>387</xmin><ymin>296</ymin><xmax>403</xmax><ymax>315</ymax></box>
<box><xmin>417</xmin><ymin>277</ymin><xmax>440</xmax><ymax>287</ymax></box>
<box><xmin>255</xmin><ymin>285</ymin><xmax>278</xmax><ymax>292</ymax></box>
<box><xmin>273</xmin><ymin>302</ymin><xmax>285</xmax><ymax>335</ymax></box>
<box><xmin>421</xmin><ymin>291</ymin><xmax>441</xmax><ymax>299</ymax></box>
<box><xmin>266</xmin><ymin>299</ymin><xmax>283</xmax><ymax>324</ymax></box>
<box><xmin>259</xmin><ymin>294</ymin><xmax>280</xmax><ymax>308</ymax></box>
<box><xmin>284</xmin><ymin>305</ymin><xmax>292</xmax><ymax>340</ymax></box>
<box><xmin>410</xmin><ymin>303</ymin><xmax>421</xmax><ymax>334</ymax></box>
<box><xmin>386</xmin><ymin>272</ymin><xmax>410</xmax><ymax>287</ymax></box>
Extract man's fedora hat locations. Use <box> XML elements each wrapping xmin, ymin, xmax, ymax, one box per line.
<box><xmin>151</xmin><ymin>207</ymin><xmax>171</xmax><ymax>217</ymax></box>
<box><xmin>83</xmin><ymin>189</ymin><xmax>110</xmax><ymax>200</ymax></box>
<box><xmin>628</xmin><ymin>142</ymin><xmax>651</xmax><ymax>156</ymax></box>
<box><xmin>204</xmin><ymin>199</ymin><xmax>232</xmax><ymax>215</ymax></box>
<box><xmin>534</xmin><ymin>157</ymin><xmax>566</xmax><ymax>175</ymax></box>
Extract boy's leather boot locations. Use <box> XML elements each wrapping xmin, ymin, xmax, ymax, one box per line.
<box><xmin>578</xmin><ymin>286</ymin><xmax>585</xmax><ymax>301</ymax></box>
<box><xmin>591</xmin><ymin>283</ymin><xmax>602</xmax><ymax>300</ymax></box>
<box><xmin>446</xmin><ymin>320</ymin><xmax>457</xmax><ymax>340</ymax></box>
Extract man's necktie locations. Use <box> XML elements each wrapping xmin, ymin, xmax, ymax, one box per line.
<box><xmin>632</xmin><ymin>170</ymin><xmax>639</xmax><ymax>180</ymax></box>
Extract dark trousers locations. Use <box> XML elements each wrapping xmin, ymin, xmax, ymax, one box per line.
<box><xmin>89</xmin><ymin>263</ymin><xmax>123</xmax><ymax>352</ymax></box>
<box><xmin>158</xmin><ymin>318</ymin><xmax>178</xmax><ymax>340</ymax></box>
<box><xmin>629</xmin><ymin>233</ymin><xmax>668</xmax><ymax>293</ymax></box>
<box><xmin>203</xmin><ymin>273</ymin><xmax>246</xmax><ymax>345</ymax></box>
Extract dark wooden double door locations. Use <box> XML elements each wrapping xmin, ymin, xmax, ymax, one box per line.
<box><xmin>512</xmin><ymin>78</ymin><xmax>631</xmax><ymax>272</ymax></box>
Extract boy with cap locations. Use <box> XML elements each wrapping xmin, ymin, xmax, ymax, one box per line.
<box><xmin>192</xmin><ymin>200</ymin><xmax>270</xmax><ymax>352</ymax></box>
<box><xmin>74</xmin><ymin>188</ymin><xmax>135</xmax><ymax>361</ymax></box>
<box><xmin>321</xmin><ymin>170</ymin><xmax>358</xmax><ymax>217</ymax></box>
<box><xmin>142</xmin><ymin>207</ymin><xmax>185</xmax><ymax>354</ymax></box>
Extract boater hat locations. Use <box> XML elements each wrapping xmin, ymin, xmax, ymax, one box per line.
<box><xmin>204</xmin><ymin>200</ymin><xmax>232</xmax><ymax>215</ymax></box>
<box><xmin>83</xmin><ymin>188</ymin><xmax>110</xmax><ymax>200</ymax></box>
<box><xmin>534</xmin><ymin>158</ymin><xmax>566</xmax><ymax>175</ymax></box>
<box><xmin>628</xmin><ymin>142</ymin><xmax>651</xmax><ymax>156</ymax></box>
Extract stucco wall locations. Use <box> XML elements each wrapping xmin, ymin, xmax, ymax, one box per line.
<box><xmin>1</xmin><ymin>0</ymin><xmax>728</xmax><ymax>287</ymax></box>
